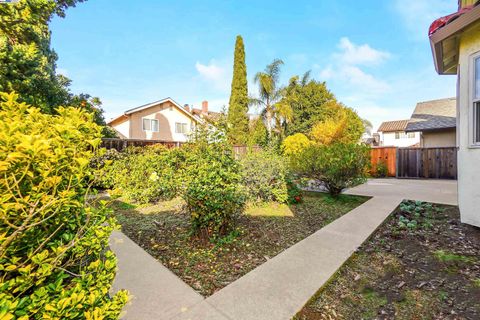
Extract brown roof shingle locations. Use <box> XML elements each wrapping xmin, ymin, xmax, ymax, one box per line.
<box><xmin>377</xmin><ymin>120</ymin><xmax>410</xmax><ymax>133</ymax></box>
<box><xmin>405</xmin><ymin>98</ymin><xmax>456</xmax><ymax>132</ymax></box>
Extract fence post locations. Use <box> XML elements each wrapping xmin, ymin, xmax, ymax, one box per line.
<box><xmin>395</xmin><ymin>148</ymin><xmax>399</xmax><ymax>178</ymax></box>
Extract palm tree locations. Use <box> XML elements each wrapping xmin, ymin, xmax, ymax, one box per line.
<box><xmin>251</xmin><ymin>59</ymin><xmax>292</xmax><ymax>139</ymax></box>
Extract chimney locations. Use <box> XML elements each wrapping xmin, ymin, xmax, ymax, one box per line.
<box><xmin>202</xmin><ymin>100</ymin><xmax>208</xmax><ymax>114</ymax></box>
<box><xmin>184</xmin><ymin>104</ymin><xmax>190</xmax><ymax>112</ymax></box>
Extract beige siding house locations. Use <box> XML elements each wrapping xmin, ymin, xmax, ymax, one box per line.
<box><xmin>429</xmin><ymin>0</ymin><xmax>480</xmax><ymax>227</ymax></box>
<box><xmin>405</xmin><ymin>98</ymin><xmax>457</xmax><ymax>147</ymax></box>
<box><xmin>108</xmin><ymin>98</ymin><xmax>216</xmax><ymax>142</ymax></box>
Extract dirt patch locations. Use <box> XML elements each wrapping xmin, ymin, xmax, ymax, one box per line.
<box><xmin>112</xmin><ymin>192</ymin><xmax>368</xmax><ymax>296</ymax></box>
<box><xmin>295</xmin><ymin>202</ymin><xmax>480</xmax><ymax>320</ymax></box>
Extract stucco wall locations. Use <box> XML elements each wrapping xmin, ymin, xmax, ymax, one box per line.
<box><xmin>112</xmin><ymin>118</ymin><xmax>129</xmax><ymax>139</ymax></box>
<box><xmin>421</xmin><ymin>129</ymin><xmax>456</xmax><ymax>147</ymax></box>
<box><xmin>457</xmin><ymin>21</ymin><xmax>480</xmax><ymax>227</ymax></box>
<box><xmin>380</xmin><ymin>131</ymin><xmax>420</xmax><ymax>147</ymax></box>
<box><xmin>126</xmin><ymin>102</ymin><xmax>195</xmax><ymax>142</ymax></box>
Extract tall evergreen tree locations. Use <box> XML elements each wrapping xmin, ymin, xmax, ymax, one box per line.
<box><xmin>227</xmin><ymin>35</ymin><xmax>249</xmax><ymax>144</ymax></box>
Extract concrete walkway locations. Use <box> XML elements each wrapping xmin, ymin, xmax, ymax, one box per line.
<box><xmin>110</xmin><ymin>231</ymin><xmax>204</xmax><ymax>319</ymax></box>
<box><xmin>110</xmin><ymin>179</ymin><xmax>458</xmax><ymax>320</ymax></box>
<box><xmin>345</xmin><ymin>178</ymin><xmax>458</xmax><ymax>205</ymax></box>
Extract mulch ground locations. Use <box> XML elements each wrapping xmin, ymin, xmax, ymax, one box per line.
<box><xmin>295</xmin><ymin>201</ymin><xmax>480</xmax><ymax>320</ymax></box>
<box><xmin>112</xmin><ymin>192</ymin><xmax>368</xmax><ymax>296</ymax></box>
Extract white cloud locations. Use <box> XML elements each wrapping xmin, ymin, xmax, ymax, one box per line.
<box><xmin>393</xmin><ymin>0</ymin><xmax>457</xmax><ymax>39</ymax></box>
<box><xmin>195</xmin><ymin>59</ymin><xmax>229</xmax><ymax>91</ymax></box>
<box><xmin>337</xmin><ymin>37</ymin><xmax>390</xmax><ymax>66</ymax></box>
<box><xmin>319</xmin><ymin>38</ymin><xmax>391</xmax><ymax>94</ymax></box>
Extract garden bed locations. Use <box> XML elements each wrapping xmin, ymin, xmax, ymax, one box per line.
<box><xmin>295</xmin><ymin>202</ymin><xmax>480</xmax><ymax>320</ymax></box>
<box><xmin>112</xmin><ymin>192</ymin><xmax>368</xmax><ymax>296</ymax></box>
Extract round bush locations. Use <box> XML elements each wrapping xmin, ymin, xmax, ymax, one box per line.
<box><xmin>239</xmin><ymin>149</ymin><xmax>289</xmax><ymax>203</ymax></box>
<box><xmin>180</xmin><ymin>142</ymin><xmax>246</xmax><ymax>239</ymax></box>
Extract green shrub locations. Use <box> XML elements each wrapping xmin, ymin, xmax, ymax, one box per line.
<box><xmin>180</xmin><ymin>142</ymin><xmax>246</xmax><ymax>239</ymax></box>
<box><xmin>374</xmin><ymin>160</ymin><xmax>388</xmax><ymax>178</ymax></box>
<box><xmin>239</xmin><ymin>149</ymin><xmax>289</xmax><ymax>203</ymax></box>
<box><xmin>110</xmin><ymin>146</ymin><xmax>182</xmax><ymax>204</ymax></box>
<box><xmin>286</xmin><ymin>177</ymin><xmax>303</xmax><ymax>204</ymax></box>
<box><xmin>0</xmin><ymin>93</ymin><xmax>128</xmax><ymax>319</ymax></box>
<box><xmin>291</xmin><ymin>143</ymin><xmax>370</xmax><ymax>196</ymax></box>
<box><xmin>90</xmin><ymin>148</ymin><xmax>124</xmax><ymax>189</ymax></box>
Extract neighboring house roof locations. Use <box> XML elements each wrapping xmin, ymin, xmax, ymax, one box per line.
<box><xmin>191</xmin><ymin>108</ymin><xmax>221</xmax><ymax>121</ymax></box>
<box><xmin>107</xmin><ymin>97</ymin><xmax>200</xmax><ymax>125</ymax></box>
<box><xmin>429</xmin><ymin>2</ymin><xmax>480</xmax><ymax>74</ymax></box>
<box><xmin>377</xmin><ymin>120</ymin><xmax>410</xmax><ymax>133</ymax></box>
<box><xmin>405</xmin><ymin>98</ymin><xmax>457</xmax><ymax>132</ymax></box>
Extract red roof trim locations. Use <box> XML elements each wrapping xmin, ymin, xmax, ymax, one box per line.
<box><xmin>429</xmin><ymin>5</ymin><xmax>476</xmax><ymax>36</ymax></box>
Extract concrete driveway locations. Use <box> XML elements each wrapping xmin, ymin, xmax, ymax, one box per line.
<box><xmin>346</xmin><ymin>178</ymin><xmax>458</xmax><ymax>206</ymax></box>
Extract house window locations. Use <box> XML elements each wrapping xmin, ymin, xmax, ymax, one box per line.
<box><xmin>142</xmin><ymin>118</ymin><xmax>159</xmax><ymax>132</ymax></box>
<box><xmin>395</xmin><ymin>132</ymin><xmax>413</xmax><ymax>139</ymax></box>
<box><xmin>475</xmin><ymin>102</ymin><xmax>480</xmax><ymax>144</ymax></box>
<box><xmin>474</xmin><ymin>55</ymin><xmax>480</xmax><ymax>144</ymax></box>
<box><xmin>175</xmin><ymin>122</ymin><xmax>188</xmax><ymax>134</ymax></box>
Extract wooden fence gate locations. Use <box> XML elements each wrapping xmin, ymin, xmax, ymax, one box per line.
<box><xmin>370</xmin><ymin>147</ymin><xmax>397</xmax><ymax>177</ymax></box>
<box><xmin>396</xmin><ymin>147</ymin><xmax>457</xmax><ymax>179</ymax></box>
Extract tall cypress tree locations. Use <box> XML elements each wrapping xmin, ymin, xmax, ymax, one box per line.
<box><xmin>227</xmin><ymin>35</ymin><xmax>250</xmax><ymax>145</ymax></box>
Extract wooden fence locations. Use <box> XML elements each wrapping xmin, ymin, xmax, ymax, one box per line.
<box><xmin>100</xmin><ymin>138</ymin><xmax>260</xmax><ymax>158</ymax></box>
<box><xmin>370</xmin><ymin>147</ymin><xmax>397</xmax><ymax>177</ymax></box>
<box><xmin>100</xmin><ymin>138</ymin><xmax>182</xmax><ymax>151</ymax></box>
<box><xmin>396</xmin><ymin>147</ymin><xmax>457</xmax><ymax>179</ymax></box>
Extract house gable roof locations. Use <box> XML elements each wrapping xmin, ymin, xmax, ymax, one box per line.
<box><xmin>107</xmin><ymin>97</ymin><xmax>200</xmax><ymax>125</ymax></box>
<box><xmin>405</xmin><ymin>98</ymin><xmax>457</xmax><ymax>132</ymax></box>
<box><xmin>377</xmin><ymin>120</ymin><xmax>410</xmax><ymax>133</ymax></box>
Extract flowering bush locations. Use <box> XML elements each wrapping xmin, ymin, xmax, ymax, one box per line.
<box><xmin>0</xmin><ymin>93</ymin><xmax>128</xmax><ymax>319</ymax></box>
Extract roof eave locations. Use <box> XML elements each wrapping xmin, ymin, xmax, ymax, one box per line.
<box><xmin>430</xmin><ymin>5</ymin><xmax>480</xmax><ymax>75</ymax></box>
<box><xmin>123</xmin><ymin>98</ymin><xmax>202</xmax><ymax>123</ymax></box>
<box><xmin>405</xmin><ymin>125</ymin><xmax>456</xmax><ymax>133</ymax></box>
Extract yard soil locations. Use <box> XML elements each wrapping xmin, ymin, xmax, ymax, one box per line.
<box><xmin>295</xmin><ymin>204</ymin><xmax>480</xmax><ymax>320</ymax></box>
<box><xmin>112</xmin><ymin>192</ymin><xmax>367</xmax><ymax>297</ymax></box>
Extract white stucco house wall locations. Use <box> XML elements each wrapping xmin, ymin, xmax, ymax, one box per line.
<box><xmin>377</xmin><ymin>120</ymin><xmax>420</xmax><ymax>147</ymax></box>
<box><xmin>429</xmin><ymin>0</ymin><xmax>480</xmax><ymax>227</ymax></box>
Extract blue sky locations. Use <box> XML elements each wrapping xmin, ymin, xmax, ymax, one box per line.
<box><xmin>51</xmin><ymin>0</ymin><xmax>459</xmax><ymax>131</ymax></box>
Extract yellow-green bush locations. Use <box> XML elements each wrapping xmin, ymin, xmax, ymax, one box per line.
<box><xmin>0</xmin><ymin>93</ymin><xmax>128</xmax><ymax>319</ymax></box>
<box><xmin>281</xmin><ymin>133</ymin><xmax>312</xmax><ymax>157</ymax></box>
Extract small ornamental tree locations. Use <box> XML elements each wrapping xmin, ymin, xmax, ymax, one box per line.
<box><xmin>310</xmin><ymin>105</ymin><xmax>364</xmax><ymax>145</ymax></box>
<box><xmin>291</xmin><ymin>143</ymin><xmax>371</xmax><ymax>196</ymax></box>
<box><xmin>0</xmin><ymin>93</ymin><xmax>128</xmax><ymax>319</ymax></box>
